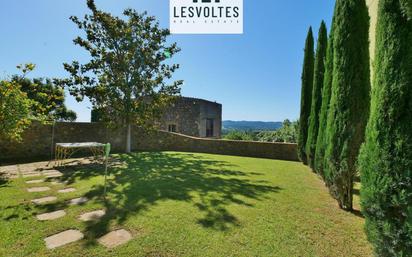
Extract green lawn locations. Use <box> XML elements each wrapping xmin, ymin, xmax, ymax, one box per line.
<box><xmin>0</xmin><ymin>152</ymin><xmax>372</xmax><ymax>257</ymax></box>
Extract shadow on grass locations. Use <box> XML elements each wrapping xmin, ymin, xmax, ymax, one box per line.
<box><xmin>43</xmin><ymin>152</ymin><xmax>281</xmax><ymax>244</ymax></box>
<box><xmin>0</xmin><ymin>174</ymin><xmax>8</xmax><ymax>188</ymax></box>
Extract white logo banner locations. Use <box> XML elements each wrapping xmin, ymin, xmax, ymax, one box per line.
<box><xmin>170</xmin><ymin>0</ymin><xmax>243</xmax><ymax>34</ymax></box>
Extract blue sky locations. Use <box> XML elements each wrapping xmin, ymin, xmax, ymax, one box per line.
<box><xmin>0</xmin><ymin>0</ymin><xmax>334</xmax><ymax>122</ymax></box>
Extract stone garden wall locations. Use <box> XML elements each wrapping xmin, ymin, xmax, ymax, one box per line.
<box><xmin>0</xmin><ymin>122</ymin><xmax>298</xmax><ymax>163</ymax></box>
<box><xmin>133</xmin><ymin>130</ymin><xmax>298</xmax><ymax>161</ymax></box>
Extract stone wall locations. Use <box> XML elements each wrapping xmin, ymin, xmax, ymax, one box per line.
<box><xmin>367</xmin><ymin>0</ymin><xmax>379</xmax><ymax>81</ymax></box>
<box><xmin>0</xmin><ymin>122</ymin><xmax>126</xmax><ymax>164</ymax></box>
<box><xmin>134</xmin><ymin>130</ymin><xmax>298</xmax><ymax>162</ymax></box>
<box><xmin>0</xmin><ymin>122</ymin><xmax>298</xmax><ymax>163</ymax></box>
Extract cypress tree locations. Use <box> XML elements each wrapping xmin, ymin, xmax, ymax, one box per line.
<box><xmin>314</xmin><ymin>28</ymin><xmax>334</xmax><ymax>177</ymax></box>
<box><xmin>323</xmin><ymin>0</ymin><xmax>370</xmax><ymax>210</ymax></box>
<box><xmin>358</xmin><ymin>0</ymin><xmax>412</xmax><ymax>255</ymax></box>
<box><xmin>298</xmin><ymin>27</ymin><xmax>314</xmax><ymax>165</ymax></box>
<box><xmin>305</xmin><ymin>21</ymin><xmax>328</xmax><ymax>169</ymax></box>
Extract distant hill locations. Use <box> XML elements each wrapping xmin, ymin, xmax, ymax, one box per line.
<box><xmin>222</xmin><ymin>120</ymin><xmax>283</xmax><ymax>132</ymax></box>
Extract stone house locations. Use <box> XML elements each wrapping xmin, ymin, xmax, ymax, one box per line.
<box><xmin>91</xmin><ymin>96</ymin><xmax>222</xmax><ymax>138</ymax></box>
<box><xmin>158</xmin><ymin>97</ymin><xmax>222</xmax><ymax>138</ymax></box>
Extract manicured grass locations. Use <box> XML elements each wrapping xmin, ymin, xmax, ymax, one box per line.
<box><xmin>0</xmin><ymin>152</ymin><xmax>372</xmax><ymax>257</ymax></box>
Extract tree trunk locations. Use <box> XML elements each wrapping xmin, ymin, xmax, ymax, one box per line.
<box><xmin>125</xmin><ymin>123</ymin><xmax>131</xmax><ymax>153</ymax></box>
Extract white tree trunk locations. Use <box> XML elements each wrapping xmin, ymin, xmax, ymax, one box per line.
<box><xmin>126</xmin><ymin>123</ymin><xmax>132</xmax><ymax>153</ymax></box>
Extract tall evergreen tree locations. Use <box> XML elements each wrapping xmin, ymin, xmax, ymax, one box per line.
<box><xmin>298</xmin><ymin>27</ymin><xmax>314</xmax><ymax>165</ymax></box>
<box><xmin>358</xmin><ymin>0</ymin><xmax>412</xmax><ymax>255</ymax></box>
<box><xmin>305</xmin><ymin>21</ymin><xmax>328</xmax><ymax>169</ymax></box>
<box><xmin>314</xmin><ymin>27</ymin><xmax>334</xmax><ymax>177</ymax></box>
<box><xmin>323</xmin><ymin>0</ymin><xmax>370</xmax><ymax>210</ymax></box>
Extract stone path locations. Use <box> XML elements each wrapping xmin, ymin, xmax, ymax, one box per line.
<box><xmin>43</xmin><ymin>170</ymin><xmax>63</xmax><ymax>178</ymax></box>
<box><xmin>32</xmin><ymin>196</ymin><xmax>58</xmax><ymax>204</ymax></box>
<box><xmin>26</xmin><ymin>179</ymin><xmax>45</xmax><ymax>184</ymax></box>
<box><xmin>69</xmin><ymin>197</ymin><xmax>88</xmax><ymax>205</ymax></box>
<box><xmin>78</xmin><ymin>210</ymin><xmax>106</xmax><ymax>221</ymax></box>
<box><xmin>98</xmin><ymin>229</ymin><xmax>132</xmax><ymax>248</ymax></box>
<box><xmin>27</xmin><ymin>186</ymin><xmax>50</xmax><ymax>193</ymax></box>
<box><xmin>22</xmin><ymin>172</ymin><xmax>42</xmax><ymax>178</ymax></box>
<box><xmin>44</xmin><ymin>229</ymin><xmax>84</xmax><ymax>249</ymax></box>
<box><xmin>58</xmin><ymin>188</ymin><xmax>76</xmax><ymax>193</ymax></box>
<box><xmin>37</xmin><ymin>210</ymin><xmax>66</xmax><ymax>221</ymax></box>
<box><xmin>5</xmin><ymin>159</ymin><xmax>134</xmax><ymax>250</ymax></box>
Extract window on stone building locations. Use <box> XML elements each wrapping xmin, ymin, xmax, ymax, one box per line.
<box><xmin>168</xmin><ymin>124</ymin><xmax>177</xmax><ymax>133</ymax></box>
<box><xmin>206</xmin><ymin>119</ymin><xmax>214</xmax><ymax>137</ymax></box>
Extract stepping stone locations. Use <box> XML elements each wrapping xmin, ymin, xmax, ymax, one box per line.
<box><xmin>58</xmin><ymin>188</ymin><xmax>76</xmax><ymax>193</ymax></box>
<box><xmin>27</xmin><ymin>187</ymin><xmax>50</xmax><ymax>193</ymax></box>
<box><xmin>42</xmin><ymin>169</ymin><xmax>60</xmax><ymax>174</ymax></box>
<box><xmin>36</xmin><ymin>210</ymin><xmax>66</xmax><ymax>221</ymax></box>
<box><xmin>26</xmin><ymin>179</ymin><xmax>44</xmax><ymax>184</ymax></box>
<box><xmin>51</xmin><ymin>181</ymin><xmax>66</xmax><ymax>185</ymax></box>
<box><xmin>68</xmin><ymin>197</ymin><xmax>88</xmax><ymax>205</ymax></box>
<box><xmin>23</xmin><ymin>172</ymin><xmax>42</xmax><ymax>178</ymax></box>
<box><xmin>44</xmin><ymin>229</ymin><xmax>84</xmax><ymax>249</ymax></box>
<box><xmin>32</xmin><ymin>196</ymin><xmax>57</xmax><ymax>204</ymax></box>
<box><xmin>78</xmin><ymin>210</ymin><xmax>105</xmax><ymax>221</ymax></box>
<box><xmin>98</xmin><ymin>229</ymin><xmax>132</xmax><ymax>248</ymax></box>
<box><xmin>44</xmin><ymin>171</ymin><xmax>63</xmax><ymax>178</ymax></box>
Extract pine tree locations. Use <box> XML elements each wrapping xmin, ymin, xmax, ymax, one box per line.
<box><xmin>323</xmin><ymin>0</ymin><xmax>370</xmax><ymax>210</ymax></box>
<box><xmin>358</xmin><ymin>0</ymin><xmax>412</xmax><ymax>255</ymax></box>
<box><xmin>314</xmin><ymin>28</ymin><xmax>334</xmax><ymax>177</ymax></box>
<box><xmin>305</xmin><ymin>21</ymin><xmax>328</xmax><ymax>169</ymax></box>
<box><xmin>298</xmin><ymin>27</ymin><xmax>314</xmax><ymax>165</ymax></box>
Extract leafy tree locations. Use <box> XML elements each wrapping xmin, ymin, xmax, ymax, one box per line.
<box><xmin>11</xmin><ymin>76</ymin><xmax>76</xmax><ymax>122</ymax></box>
<box><xmin>324</xmin><ymin>0</ymin><xmax>370</xmax><ymax>210</ymax></box>
<box><xmin>298</xmin><ymin>27</ymin><xmax>315</xmax><ymax>165</ymax></box>
<box><xmin>60</xmin><ymin>0</ymin><xmax>183</xmax><ymax>152</ymax></box>
<box><xmin>314</xmin><ymin>24</ymin><xmax>335</xmax><ymax>177</ymax></box>
<box><xmin>305</xmin><ymin>21</ymin><xmax>328</xmax><ymax>169</ymax></box>
<box><xmin>358</xmin><ymin>0</ymin><xmax>412</xmax><ymax>255</ymax></box>
<box><xmin>223</xmin><ymin>130</ymin><xmax>256</xmax><ymax>141</ymax></box>
<box><xmin>257</xmin><ymin>119</ymin><xmax>299</xmax><ymax>143</ymax></box>
<box><xmin>0</xmin><ymin>64</ymin><xmax>36</xmax><ymax>141</ymax></box>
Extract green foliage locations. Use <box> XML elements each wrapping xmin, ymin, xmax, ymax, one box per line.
<box><xmin>0</xmin><ymin>65</ymin><xmax>36</xmax><ymax>141</ymax></box>
<box><xmin>324</xmin><ymin>0</ymin><xmax>370</xmax><ymax>210</ymax></box>
<box><xmin>358</xmin><ymin>0</ymin><xmax>412</xmax><ymax>255</ymax></box>
<box><xmin>298</xmin><ymin>27</ymin><xmax>315</xmax><ymax>165</ymax></box>
<box><xmin>400</xmin><ymin>0</ymin><xmax>412</xmax><ymax>18</ymax></box>
<box><xmin>223</xmin><ymin>120</ymin><xmax>298</xmax><ymax>143</ymax></box>
<box><xmin>59</xmin><ymin>0</ymin><xmax>183</xmax><ymax>151</ymax></box>
<box><xmin>0</xmin><ymin>81</ymin><xmax>32</xmax><ymax>141</ymax></box>
<box><xmin>91</xmin><ymin>107</ymin><xmax>103</xmax><ymax>122</ymax></box>
<box><xmin>305</xmin><ymin>21</ymin><xmax>328</xmax><ymax>169</ymax></box>
<box><xmin>314</xmin><ymin>24</ymin><xmax>335</xmax><ymax>177</ymax></box>
<box><xmin>257</xmin><ymin>119</ymin><xmax>299</xmax><ymax>143</ymax></box>
<box><xmin>223</xmin><ymin>130</ymin><xmax>256</xmax><ymax>141</ymax></box>
<box><xmin>11</xmin><ymin>76</ymin><xmax>76</xmax><ymax>122</ymax></box>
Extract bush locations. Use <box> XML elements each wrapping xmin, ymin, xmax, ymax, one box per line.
<box><xmin>223</xmin><ymin>130</ymin><xmax>256</xmax><ymax>141</ymax></box>
<box><xmin>0</xmin><ymin>80</ymin><xmax>33</xmax><ymax>141</ymax></box>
